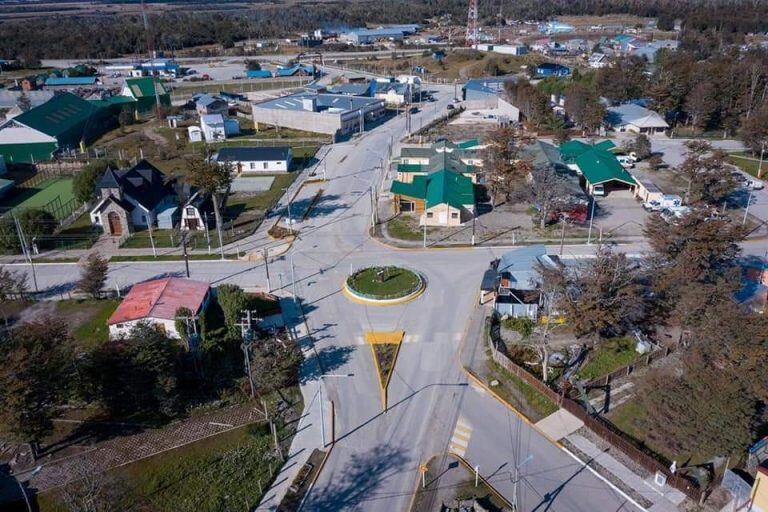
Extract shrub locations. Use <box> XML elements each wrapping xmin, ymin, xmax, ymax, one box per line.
<box><xmin>501</xmin><ymin>316</ymin><xmax>535</xmax><ymax>338</ymax></box>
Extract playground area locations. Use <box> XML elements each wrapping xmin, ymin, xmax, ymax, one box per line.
<box><xmin>0</xmin><ymin>177</ymin><xmax>77</xmax><ymax>220</ymax></box>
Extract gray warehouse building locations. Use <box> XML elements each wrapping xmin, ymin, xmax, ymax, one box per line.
<box><xmin>252</xmin><ymin>92</ymin><xmax>386</xmax><ymax>141</ymax></box>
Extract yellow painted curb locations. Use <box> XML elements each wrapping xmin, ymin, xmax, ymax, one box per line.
<box><xmin>365</xmin><ymin>330</ymin><xmax>405</xmax><ymax>344</ymax></box>
<box><xmin>463</xmin><ymin>368</ymin><xmax>564</xmax><ymax>449</ymax></box>
<box><xmin>368</xmin><ymin>338</ymin><xmax>403</xmax><ymax>412</ymax></box>
<box><xmin>341</xmin><ymin>273</ymin><xmax>426</xmax><ymax>306</ymax></box>
<box><xmin>447</xmin><ymin>452</ymin><xmax>515</xmax><ymax>510</ymax></box>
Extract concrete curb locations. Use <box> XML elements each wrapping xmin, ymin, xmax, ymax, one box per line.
<box><xmin>447</xmin><ymin>452</ymin><xmax>515</xmax><ymax>510</ymax></box>
<box><xmin>341</xmin><ymin>271</ymin><xmax>426</xmax><ymax>306</ymax></box>
<box><xmin>406</xmin><ymin>453</ymin><xmax>438</xmax><ymax>512</ymax></box>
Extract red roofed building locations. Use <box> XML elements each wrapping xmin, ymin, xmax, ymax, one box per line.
<box><xmin>107</xmin><ymin>277</ymin><xmax>211</xmax><ymax>340</ymax></box>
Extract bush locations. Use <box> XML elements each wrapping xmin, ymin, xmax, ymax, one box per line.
<box><xmin>501</xmin><ymin>316</ymin><xmax>535</xmax><ymax>338</ymax></box>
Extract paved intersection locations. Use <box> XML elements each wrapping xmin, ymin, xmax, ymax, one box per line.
<box><xmin>7</xmin><ymin>85</ymin><xmax>715</xmax><ymax>512</ymax></box>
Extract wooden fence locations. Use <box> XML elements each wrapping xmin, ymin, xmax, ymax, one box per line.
<box><xmin>578</xmin><ymin>344</ymin><xmax>678</xmax><ymax>392</ymax></box>
<box><xmin>485</xmin><ymin>319</ymin><xmax>705</xmax><ymax>501</ymax></box>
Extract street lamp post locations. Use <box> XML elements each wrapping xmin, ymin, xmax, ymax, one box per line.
<box><xmin>18</xmin><ymin>466</ymin><xmax>41</xmax><ymax>512</ymax></box>
<box><xmin>512</xmin><ymin>455</ymin><xmax>534</xmax><ymax>512</ymax></box>
<box><xmin>758</xmin><ymin>141</ymin><xmax>766</xmax><ymax>179</ymax></box>
<box><xmin>743</xmin><ymin>186</ymin><xmax>754</xmax><ymax>226</ymax></box>
<box><xmin>587</xmin><ymin>197</ymin><xmax>597</xmax><ymax>245</ymax></box>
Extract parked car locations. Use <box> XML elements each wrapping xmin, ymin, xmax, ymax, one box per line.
<box><xmin>748</xmin><ymin>179</ymin><xmax>765</xmax><ymax>190</ymax></box>
<box><xmin>616</xmin><ymin>155</ymin><xmax>635</xmax><ymax>169</ymax></box>
<box><xmin>446</xmin><ymin>104</ymin><xmax>455</xmax><ymax>111</ymax></box>
<box><xmin>592</xmin><ymin>184</ymin><xmax>605</xmax><ymax>196</ymax></box>
<box><xmin>643</xmin><ymin>194</ymin><xmax>682</xmax><ymax>211</ymax></box>
<box><xmin>660</xmin><ymin>205</ymin><xmax>691</xmax><ymax>224</ymax></box>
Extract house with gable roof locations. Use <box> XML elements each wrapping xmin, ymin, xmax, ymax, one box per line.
<box><xmin>89</xmin><ymin>160</ymin><xmax>178</xmax><ymax>236</ymax></box>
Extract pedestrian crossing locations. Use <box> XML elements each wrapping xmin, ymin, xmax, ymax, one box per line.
<box><xmin>448</xmin><ymin>417</ymin><xmax>473</xmax><ymax>458</ymax></box>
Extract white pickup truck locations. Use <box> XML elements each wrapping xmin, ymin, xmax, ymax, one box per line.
<box><xmin>644</xmin><ymin>194</ymin><xmax>682</xmax><ymax>211</ymax></box>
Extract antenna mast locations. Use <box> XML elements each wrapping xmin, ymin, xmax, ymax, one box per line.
<box><xmin>466</xmin><ymin>0</ymin><xmax>479</xmax><ymax>47</ymax></box>
<box><xmin>140</xmin><ymin>0</ymin><xmax>163</xmax><ymax>118</ymax></box>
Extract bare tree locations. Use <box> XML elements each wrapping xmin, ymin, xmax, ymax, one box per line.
<box><xmin>514</xmin><ymin>165</ymin><xmax>571</xmax><ymax>229</ymax></box>
<box><xmin>59</xmin><ymin>465</ymin><xmax>127</xmax><ymax>512</ymax></box>
<box><xmin>677</xmin><ymin>140</ymin><xmax>735</xmax><ymax>205</ymax></box>
<box><xmin>187</xmin><ymin>156</ymin><xmax>234</xmax><ymax>259</ymax></box>
<box><xmin>482</xmin><ymin>126</ymin><xmax>532</xmax><ymax>206</ymax></box>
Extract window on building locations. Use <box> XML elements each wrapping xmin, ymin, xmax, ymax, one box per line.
<box><xmin>250</xmin><ymin>162</ymin><xmax>256</xmax><ymax>170</ymax></box>
<box><xmin>451</xmin><ymin>212</ymin><xmax>459</xmax><ymax>219</ymax></box>
<box><xmin>186</xmin><ymin>207</ymin><xmax>196</xmax><ymax>216</ymax></box>
<box><xmin>263</xmin><ymin>162</ymin><xmax>268</xmax><ymax>169</ymax></box>
<box><xmin>116</xmin><ymin>323</ymin><xmax>124</xmax><ymax>329</ymax></box>
<box><xmin>426</xmin><ymin>212</ymin><xmax>434</xmax><ymax>218</ymax></box>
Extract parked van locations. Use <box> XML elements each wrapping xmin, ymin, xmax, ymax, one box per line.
<box><xmin>616</xmin><ymin>155</ymin><xmax>635</xmax><ymax>169</ymax></box>
<box><xmin>643</xmin><ymin>194</ymin><xmax>682</xmax><ymax>211</ymax></box>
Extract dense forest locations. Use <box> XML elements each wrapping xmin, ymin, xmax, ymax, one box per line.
<box><xmin>1</xmin><ymin>0</ymin><xmax>768</xmax><ymax>60</ymax></box>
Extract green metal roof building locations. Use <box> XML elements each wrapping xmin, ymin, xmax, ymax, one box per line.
<box><xmin>0</xmin><ymin>92</ymin><xmax>116</xmax><ymax>163</ymax></box>
<box><xmin>575</xmin><ymin>149</ymin><xmax>637</xmax><ymax>187</ymax></box>
<box><xmin>120</xmin><ymin>77</ymin><xmax>171</xmax><ymax>115</ymax></box>
<box><xmin>559</xmin><ymin>139</ymin><xmax>616</xmax><ymax>164</ymax></box>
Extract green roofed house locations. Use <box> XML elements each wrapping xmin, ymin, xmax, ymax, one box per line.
<box><xmin>559</xmin><ymin>139</ymin><xmax>616</xmax><ymax>166</ymax></box>
<box><xmin>120</xmin><ymin>77</ymin><xmax>171</xmax><ymax>116</ymax></box>
<box><xmin>574</xmin><ymin>148</ymin><xmax>636</xmax><ymax>196</ymax></box>
<box><xmin>391</xmin><ymin>168</ymin><xmax>476</xmax><ymax>226</ymax></box>
<box><xmin>396</xmin><ymin>140</ymin><xmax>484</xmax><ymax>184</ymax></box>
<box><xmin>0</xmin><ymin>92</ymin><xmax>116</xmax><ymax>163</ymax></box>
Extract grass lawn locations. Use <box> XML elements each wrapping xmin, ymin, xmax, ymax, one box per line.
<box><xmin>385</xmin><ymin>215</ymin><xmax>436</xmax><ymax>242</ymax></box>
<box><xmin>726</xmin><ymin>154</ymin><xmax>766</xmax><ymax>178</ymax></box>
<box><xmin>1</xmin><ymin>178</ymin><xmax>75</xmax><ymax>215</ymax></box>
<box><xmin>577</xmin><ymin>338</ymin><xmax>637</xmax><ymax>381</ymax></box>
<box><xmin>55</xmin><ymin>212</ymin><xmax>101</xmax><ymax>250</ymax></box>
<box><xmin>55</xmin><ymin>299</ymin><xmax>120</xmax><ymax>348</ymax></box>
<box><xmin>109</xmin><ymin>253</ymin><xmax>239</xmax><ymax>262</ymax></box>
<box><xmin>487</xmin><ymin>360</ymin><xmax>558</xmax><ymax>421</ymax></box>
<box><xmin>36</xmin><ymin>424</ymin><xmax>281</xmax><ymax>512</ymax></box>
<box><xmin>120</xmin><ymin>228</ymin><xmax>180</xmax><ymax>249</ymax></box>
<box><xmin>347</xmin><ymin>266</ymin><xmax>422</xmax><ymax>299</ymax></box>
<box><xmin>226</xmin><ymin>172</ymin><xmax>298</xmax><ymax>215</ymax></box>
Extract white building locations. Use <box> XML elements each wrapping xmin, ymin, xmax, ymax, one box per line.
<box><xmin>213</xmin><ymin>146</ymin><xmax>292</xmax><ymax>173</ymax></box>
<box><xmin>187</xmin><ymin>125</ymin><xmax>203</xmax><ymax>142</ymax></box>
<box><xmin>200</xmin><ymin>114</ymin><xmax>240</xmax><ymax>142</ymax></box>
<box><xmin>107</xmin><ymin>277</ymin><xmax>211</xmax><ymax>340</ymax></box>
<box><xmin>606</xmin><ymin>103</ymin><xmax>669</xmax><ymax>135</ymax></box>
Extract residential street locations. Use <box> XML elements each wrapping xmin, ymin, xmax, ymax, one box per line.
<box><xmin>3</xmin><ymin>83</ymin><xmax>698</xmax><ymax>512</ymax></box>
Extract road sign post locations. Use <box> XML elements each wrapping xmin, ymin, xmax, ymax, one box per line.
<box><xmin>419</xmin><ymin>464</ymin><xmax>428</xmax><ymax>489</ymax></box>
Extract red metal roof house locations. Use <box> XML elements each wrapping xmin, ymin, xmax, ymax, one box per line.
<box><xmin>107</xmin><ymin>277</ymin><xmax>211</xmax><ymax>340</ymax></box>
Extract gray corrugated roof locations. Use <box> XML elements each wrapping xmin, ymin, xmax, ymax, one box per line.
<box><xmin>254</xmin><ymin>93</ymin><xmax>382</xmax><ymax>113</ymax></box>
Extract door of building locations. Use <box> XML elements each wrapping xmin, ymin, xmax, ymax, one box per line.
<box><xmin>438</xmin><ymin>211</ymin><xmax>448</xmax><ymax>224</ymax></box>
<box><xmin>107</xmin><ymin>212</ymin><xmax>122</xmax><ymax>236</ymax></box>
<box><xmin>187</xmin><ymin>218</ymin><xmax>199</xmax><ymax>230</ymax></box>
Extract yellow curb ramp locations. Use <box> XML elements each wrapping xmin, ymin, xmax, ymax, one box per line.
<box><xmin>341</xmin><ymin>274</ymin><xmax>426</xmax><ymax>306</ymax></box>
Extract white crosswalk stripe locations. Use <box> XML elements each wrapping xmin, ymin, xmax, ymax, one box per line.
<box><xmin>448</xmin><ymin>417</ymin><xmax>473</xmax><ymax>458</ymax></box>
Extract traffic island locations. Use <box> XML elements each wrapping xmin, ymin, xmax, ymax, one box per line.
<box><xmin>343</xmin><ymin>266</ymin><xmax>425</xmax><ymax>306</ymax></box>
<box><xmin>366</xmin><ymin>331</ymin><xmax>405</xmax><ymax>411</ymax></box>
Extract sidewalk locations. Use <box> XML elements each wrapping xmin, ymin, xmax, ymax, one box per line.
<box><xmin>256</xmin><ymin>296</ymin><xmax>326</xmax><ymax>511</ymax></box>
<box><xmin>457</xmin><ymin>306</ymin><xmax>686</xmax><ymax>512</ymax></box>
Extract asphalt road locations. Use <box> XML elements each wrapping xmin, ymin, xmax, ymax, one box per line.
<box><xmin>11</xmin><ymin>85</ymin><xmax>768</xmax><ymax>511</ymax></box>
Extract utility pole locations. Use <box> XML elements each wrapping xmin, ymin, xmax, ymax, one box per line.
<box><xmin>422</xmin><ymin>221</ymin><xmax>427</xmax><ymax>248</ymax></box>
<box><xmin>586</xmin><ymin>198</ymin><xmax>596</xmax><ymax>245</ymax></box>
<box><xmin>263</xmin><ymin>248</ymin><xmax>272</xmax><ymax>292</ymax></box>
<box><xmin>758</xmin><ymin>140</ymin><xmax>766</xmax><ymax>179</ymax></box>
<box><xmin>148</xmin><ymin>220</ymin><xmax>157</xmax><ymax>257</ymax></box>
<box><xmin>12</xmin><ymin>213</ymin><xmax>38</xmax><ymax>292</ymax></box>
<box><xmin>181</xmin><ymin>231</ymin><xmax>190</xmax><ymax>278</ymax></box>
<box><xmin>743</xmin><ymin>186</ymin><xmax>754</xmax><ymax>226</ymax></box>
<box><xmin>290</xmin><ymin>250</ymin><xmax>298</xmax><ymax>302</ymax></box>
<box><xmin>559</xmin><ymin>217</ymin><xmax>566</xmax><ymax>256</ymax></box>
<box><xmin>236</xmin><ymin>310</ymin><xmax>259</xmax><ymax>399</ymax></box>
<box><xmin>471</xmin><ymin>215</ymin><xmax>476</xmax><ymax>246</ymax></box>
<box><xmin>204</xmin><ymin>211</ymin><xmax>211</xmax><ymax>254</ymax></box>
<box><xmin>140</xmin><ymin>0</ymin><xmax>163</xmax><ymax>119</ymax></box>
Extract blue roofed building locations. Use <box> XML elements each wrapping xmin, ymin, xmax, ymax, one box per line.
<box><xmin>43</xmin><ymin>76</ymin><xmax>100</xmax><ymax>89</ymax></box>
<box><xmin>328</xmin><ymin>82</ymin><xmax>374</xmax><ymax>97</ymax></box>
<box><xmin>491</xmin><ymin>245</ymin><xmax>561</xmax><ymax>319</ymax></box>
<box><xmin>275</xmin><ymin>64</ymin><xmax>316</xmax><ymax>78</ymax></box>
<box><xmin>247</xmin><ymin>69</ymin><xmax>273</xmax><ymax>79</ymax></box>
<box><xmin>341</xmin><ymin>26</ymin><xmax>415</xmax><ymax>45</ymax></box>
<box><xmin>536</xmin><ymin>63</ymin><xmax>571</xmax><ymax>77</ymax></box>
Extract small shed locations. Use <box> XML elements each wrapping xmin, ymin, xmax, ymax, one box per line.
<box><xmin>156</xmin><ymin>205</ymin><xmax>179</xmax><ymax>229</ymax></box>
<box><xmin>188</xmin><ymin>125</ymin><xmax>203</xmax><ymax>143</ymax></box>
<box><xmin>633</xmin><ymin>177</ymin><xmax>663</xmax><ymax>203</ymax></box>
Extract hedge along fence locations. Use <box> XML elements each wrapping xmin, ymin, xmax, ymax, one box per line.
<box><xmin>485</xmin><ymin>318</ymin><xmax>705</xmax><ymax>502</ymax></box>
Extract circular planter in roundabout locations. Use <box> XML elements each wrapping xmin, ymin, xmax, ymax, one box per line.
<box><xmin>343</xmin><ymin>266</ymin><xmax>426</xmax><ymax>306</ymax></box>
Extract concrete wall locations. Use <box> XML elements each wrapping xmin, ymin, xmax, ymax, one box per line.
<box><xmin>253</xmin><ymin>106</ymin><xmax>343</xmax><ymax>136</ymax></box>
<box><xmin>109</xmin><ymin>317</ymin><xmax>181</xmax><ymax>340</ymax></box>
